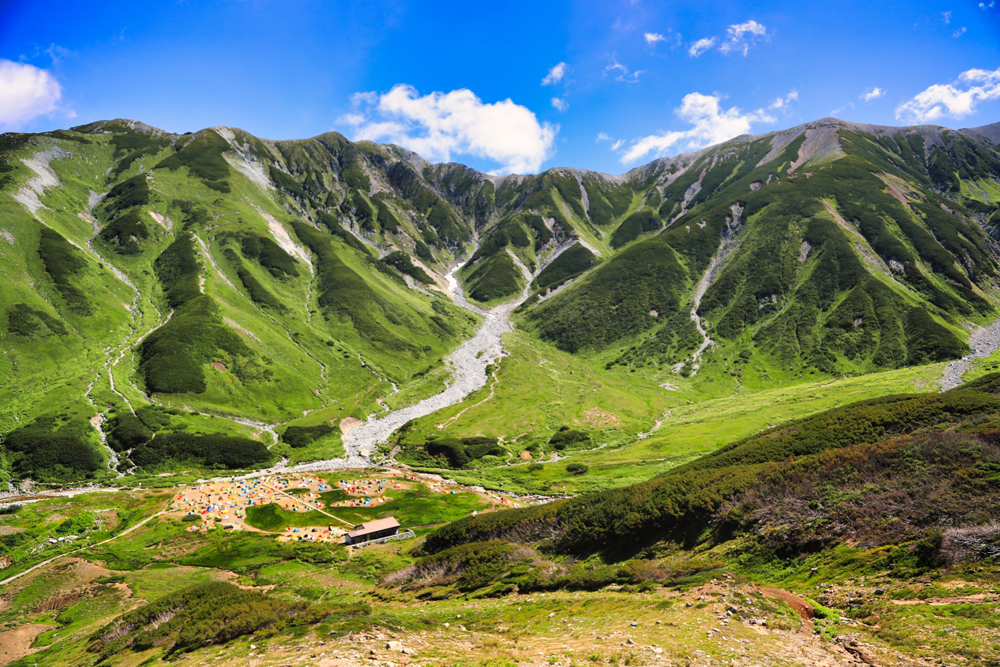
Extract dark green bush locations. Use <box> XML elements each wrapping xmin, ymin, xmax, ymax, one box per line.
<box><xmin>98</xmin><ymin>209</ymin><xmax>151</xmax><ymax>256</ymax></box>
<box><xmin>38</xmin><ymin>228</ymin><xmax>92</xmax><ymax>314</ymax></box>
<box><xmin>268</xmin><ymin>165</ymin><xmax>307</xmax><ymax>199</ymax></box>
<box><xmin>533</xmin><ymin>243</ymin><xmax>597</xmax><ymax>293</ymax></box>
<box><xmin>610</xmin><ymin>208</ymin><xmax>661</xmax><ymax>248</ymax></box>
<box><xmin>106</xmin><ymin>414</ymin><xmax>152</xmax><ymax>452</ymax></box>
<box><xmin>130</xmin><ymin>432</ymin><xmax>273</xmax><ymax>470</ymax></box>
<box><xmin>240</xmin><ymin>234</ymin><xmax>299</xmax><ymax>277</ymax></box>
<box><xmin>6</xmin><ymin>303</ymin><xmax>67</xmax><ymax>337</ymax></box>
<box><xmin>466</xmin><ymin>253</ymin><xmax>523</xmax><ymax>303</ymax></box>
<box><xmin>380</xmin><ymin>251</ymin><xmax>432</xmax><ymax>284</ymax></box>
<box><xmin>282</xmin><ymin>424</ymin><xmax>335</xmax><ymax>448</ymax></box>
<box><xmin>315</xmin><ymin>211</ymin><xmax>371</xmax><ymax>255</ymax></box>
<box><xmin>549</xmin><ymin>427</ymin><xmax>590</xmax><ymax>450</ymax></box>
<box><xmin>103</xmin><ymin>173</ymin><xmax>150</xmax><ymax>215</ymax></box>
<box><xmin>155</xmin><ymin>130</ymin><xmax>231</xmax><ymax>188</ymax></box>
<box><xmin>87</xmin><ymin>582</ymin><xmax>329</xmax><ymax>659</ymax></box>
<box><xmin>2</xmin><ymin>416</ymin><xmax>102</xmax><ymax>481</ymax></box>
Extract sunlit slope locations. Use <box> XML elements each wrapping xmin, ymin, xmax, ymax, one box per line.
<box><xmin>0</xmin><ymin>121</ymin><xmax>484</xmax><ymax>483</ymax></box>
<box><xmin>2</xmin><ymin>116</ymin><xmax>1000</xmax><ymax>485</ymax></box>
<box><xmin>518</xmin><ymin>120</ymin><xmax>1000</xmax><ymax>386</ymax></box>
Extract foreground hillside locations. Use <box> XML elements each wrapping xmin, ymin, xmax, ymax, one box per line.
<box><xmin>1</xmin><ymin>117</ymin><xmax>1000</xmax><ymax>487</ymax></box>
<box><xmin>1</xmin><ymin>375</ymin><xmax>999</xmax><ymax>666</ymax></box>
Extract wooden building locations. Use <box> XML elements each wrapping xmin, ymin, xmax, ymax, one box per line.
<box><xmin>344</xmin><ymin>517</ymin><xmax>400</xmax><ymax>544</ymax></box>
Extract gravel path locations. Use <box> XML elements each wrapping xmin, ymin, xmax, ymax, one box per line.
<box><xmin>939</xmin><ymin>317</ymin><xmax>1000</xmax><ymax>391</ymax></box>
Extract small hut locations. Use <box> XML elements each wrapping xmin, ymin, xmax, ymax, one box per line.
<box><xmin>344</xmin><ymin>517</ymin><xmax>400</xmax><ymax>544</ymax></box>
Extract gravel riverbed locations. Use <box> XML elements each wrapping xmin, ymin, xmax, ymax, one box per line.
<box><xmin>939</xmin><ymin>317</ymin><xmax>1000</xmax><ymax>391</ymax></box>
<box><xmin>280</xmin><ymin>267</ymin><xmax>530</xmax><ymax>473</ymax></box>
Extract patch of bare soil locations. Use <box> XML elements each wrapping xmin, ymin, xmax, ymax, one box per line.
<box><xmin>758</xmin><ymin>587</ymin><xmax>815</xmax><ymax>625</ymax></box>
<box><xmin>339</xmin><ymin>417</ymin><xmax>363</xmax><ymax>436</ymax></box>
<box><xmin>580</xmin><ymin>407</ymin><xmax>620</xmax><ymax>428</ymax></box>
<box><xmin>0</xmin><ymin>624</ymin><xmax>55</xmax><ymax>666</ymax></box>
<box><xmin>33</xmin><ymin>591</ymin><xmax>85</xmax><ymax>613</ymax></box>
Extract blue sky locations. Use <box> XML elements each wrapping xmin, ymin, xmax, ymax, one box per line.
<box><xmin>1</xmin><ymin>0</ymin><xmax>998</xmax><ymax>174</ymax></box>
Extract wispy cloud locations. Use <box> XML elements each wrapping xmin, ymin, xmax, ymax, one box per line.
<box><xmin>719</xmin><ymin>20</ymin><xmax>769</xmax><ymax>56</ymax></box>
<box><xmin>604</xmin><ymin>55</ymin><xmax>644</xmax><ymax>82</ymax></box>
<box><xmin>542</xmin><ymin>62</ymin><xmax>567</xmax><ymax>86</ymax></box>
<box><xmin>980</xmin><ymin>2</ymin><xmax>996</xmax><ymax>8</ymax></box>
<box><xmin>952</xmin><ymin>26</ymin><xmax>967</xmax><ymax>37</ymax></box>
<box><xmin>688</xmin><ymin>37</ymin><xmax>717</xmax><ymax>57</ymax></box>
<box><xmin>861</xmin><ymin>87</ymin><xmax>885</xmax><ymax>102</ymax></box>
<box><xmin>338</xmin><ymin>84</ymin><xmax>557</xmax><ymax>174</ymax></box>
<box><xmin>44</xmin><ymin>44</ymin><xmax>75</xmax><ymax>66</ymax></box>
<box><xmin>551</xmin><ymin>97</ymin><xmax>568</xmax><ymax>112</ymax></box>
<box><xmin>769</xmin><ymin>90</ymin><xmax>799</xmax><ymax>110</ymax></box>
<box><xmin>688</xmin><ymin>20</ymin><xmax>769</xmax><ymax>58</ymax></box>
<box><xmin>896</xmin><ymin>66</ymin><xmax>1000</xmax><ymax>123</ymax></box>
<box><xmin>830</xmin><ymin>101</ymin><xmax>855</xmax><ymax>116</ymax></box>
<box><xmin>596</xmin><ymin>132</ymin><xmax>612</xmax><ymax>142</ymax></box>
<box><xmin>0</xmin><ymin>59</ymin><xmax>66</xmax><ymax>129</ymax></box>
<box><xmin>942</xmin><ymin>10</ymin><xmax>952</xmax><ymax>23</ymax></box>
<box><xmin>619</xmin><ymin>92</ymin><xmax>775</xmax><ymax>164</ymax></box>
<box><xmin>644</xmin><ymin>30</ymin><xmax>681</xmax><ymax>48</ymax></box>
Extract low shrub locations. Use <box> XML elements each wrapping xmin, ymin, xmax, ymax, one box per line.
<box><xmin>87</xmin><ymin>582</ymin><xmax>330</xmax><ymax>659</ymax></box>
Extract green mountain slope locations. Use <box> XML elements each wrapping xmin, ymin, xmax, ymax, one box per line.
<box><xmin>2</xmin><ymin>116</ymin><xmax>1000</xmax><ymax>485</ymax></box>
<box><xmin>521</xmin><ymin>120</ymin><xmax>1000</xmax><ymax>388</ymax></box>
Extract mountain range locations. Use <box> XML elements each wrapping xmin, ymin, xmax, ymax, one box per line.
<box><xmin>2</xmin><ymin>115</ymin><xmax>1000</xmax><ymax>485</ymax></box>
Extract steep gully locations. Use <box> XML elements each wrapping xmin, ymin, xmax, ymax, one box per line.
<box><xmin>80</xmin><ymin>190</ymin><xmax>149</xmax><ymax>477</ymax></box>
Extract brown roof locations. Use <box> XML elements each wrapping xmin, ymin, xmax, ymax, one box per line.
<box><xmin>346</xmin><ymin>517</ymin><xmax>400</xmax><ymax>538</ymax></box>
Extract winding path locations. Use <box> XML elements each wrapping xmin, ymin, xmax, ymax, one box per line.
<box><xmin>0</xmin><ymin>509</ymin><xmax>168</xmax><ymax>588</ymax></box>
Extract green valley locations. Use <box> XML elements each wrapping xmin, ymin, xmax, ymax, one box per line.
<box><xmin>3</xmin><ymin>114</ymin><xmax>1000</xmax><ymax>666</ymax></box>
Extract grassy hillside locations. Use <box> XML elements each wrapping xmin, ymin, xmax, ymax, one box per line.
<box><xmin>2</xmin><ymin>117</ymin><xmax>1000</xmax><ymax>486</ymax></box>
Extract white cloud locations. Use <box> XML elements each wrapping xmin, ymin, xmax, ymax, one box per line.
<box><xmin>942</xmin><ymin>10</ymin><xmax>952</xmax><ymax>23</ymax></box>
<box><xmin>769</xmin><ymin>89</ymin><xmax>799</xmax><ymax>110</ymax></box>
<box><xmin>896</xmin><ymin>67</ymin><xmax>1000</xmax><ymax>123</ymax></box>
<box><xmin>551</xmin><ymin>97</ymin><xmax>569</xmax><ymax>112</ymax></box>
<box><xmin>542</xmin><ymin>62</ymin><xmax>567</xmax><ymax>86</ymax></box>
<box><xmin>861</xmin><ymin>87</ymin><xmax>885</xmax><ymax>102</ymax></box>
<box><xmin>338</xmin><ymin>84</ymin><xmax>557</xmax><ymax>174</ymax></box>
<box><xmin>719</xmin><ymin>20</ymin><xmax>769</xmax><ymax>56</ymax></box>
<box><xmin>953</xmin><ymin>26</ymin><xmax>967</xmax><ymax>37</ymax></box>
<box><xmin>830</xmin><ymin>101</ymin><xmax>855</xmax><ymax>116</ymax></box>
<box><xmin>619</xmin><ymin>92</ymin><xmax>775</xmax><ymax>164</ymax></box>
<box><xmin>688</xmin><ymin>37</ymin><xmax>717</xmax><ymax>57</ymax></box>
<box><xmin>646</xmin><ymin>30</ymin><xmax>681</xmax><ymax>48</ymax></box>
<box><xmin>0</xmin><ymin>59</ymin><xmax>64</xmax><ymax>129</ymax></box>
<box><xmin>596</xmin><ymin>132</ymin><xmax>612</xmax><ymax>142</ymax></box>
<box><xmin>981</xmin><ymin>2</ymin><xmax>995</xmax><ymax>8</ymax></box>
<box><xmin>604</xmin><ymin>55</ymin><xmax>644</xmax><ymax>82</ymax></box>
<box><xmin>611</xmin><ymin>139</ymin><xmax>624</xmax><ymax>150</ymax></box>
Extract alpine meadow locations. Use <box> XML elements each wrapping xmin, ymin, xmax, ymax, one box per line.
<box><xmin>3</xmin><ymin>2</ymin><xmax>1000</xmax><ymax>663</ymax></box>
